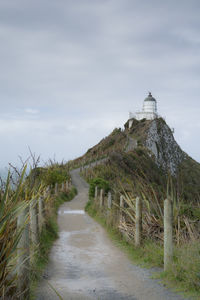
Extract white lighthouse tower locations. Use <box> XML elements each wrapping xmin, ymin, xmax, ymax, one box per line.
<box><xmin>135</xmin><ymin>92</ymin><xmax>158</xmax><ymax>120</ymax></box>
<box><xmin>128</xmin><ymin>92</ymin><xmax>158</xmax><ymax>128</ymax></box>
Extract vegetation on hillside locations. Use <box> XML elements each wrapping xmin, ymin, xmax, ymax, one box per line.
<box><xmin>0</xmin><ymin>158</ymin><xmax>72</xmax><ymax>299</ymax></box>
<box><xmin>178</xmin><ymin>156</ymin><xmax>200</xmax><ymax>203</ymax></box>
<box><xmin>77</xmin><ymin>117</ymin><xmax>200</xmax><ymax>204</ymax></box>
<box><xmin>83</xmin><ymin>149</ymin><xmax>199</xmax><ymax>240</ymax></box>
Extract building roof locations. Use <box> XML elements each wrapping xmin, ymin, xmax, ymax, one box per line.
<box><xmin>144</xmin><ymin>92</ymin><xmax>156</xmax><ymax>102</ymax></box>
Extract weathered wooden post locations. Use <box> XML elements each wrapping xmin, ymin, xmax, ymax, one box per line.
<box><xmin>120</xmin><ymin>195</ymin><xmax>124</xmax><ymax>207</ymax></box>
<box><xmin>44</xmin><ymin>185</ymin><xmax>50</xmax><ymax>199</ymax></box>
<box><xmin>120</xmin><ymin>195</ymin><xmax>124</xmax><ymax>223</ymax></box>
<box><xmin>45</xmin><ymin>186</ymin><xmax>50</xmax><ymax>197</ymax></box>
<box><xmin>43</xmin><ymin>186</ymin><xmax>49</xmax><ymax>220</ymax></box>
<box><xmin>100</xmin><ymin>189</ymin><xmax>104</xmax><ymax>207</ymax></box>
<box><xmin>17</xmin><ymin>207</ymin><xmax>30</xmax><ymax>300</ymax></box>
<box><xmin>94</xmin><ymin>186</ymin><xmax>98</xmax><ymax>200</ymax></box>
<box><xmin>61</xmin><ymin>182</ymin><xmax>65</xmax><ymax>192</ymax></box>
<box><xmin>107</xmin><ymin>191</ymin><xmax>112</xmax><ymax>209</ymax></box>
<box><xmin>38</xmin><ymin>197</ymin><xmax>44</xmax><ymax>235</ymax></box>
<box><xmin>164</xmin><ymin>198</ymin><xmax>173</xmax><ymax>271</ymax></box>
<box><xmin>30</xmin><ymin>200</ymin><xmax>38</xmax><ymax>246</ymax></box>
<box><xmin>135</xmin><ymin>196</ymin><xmax>142</xmax><ymax>247</ymax></box>
<box><xmin>55</xmin><ymin>183</ymin><xmax>58</xmax><ymax>195</ymax></box>
<box><xmin>30</xmin><ymin>200</ymin><xmax>38</xmax><ymax>264</ymax></box>
<box><xmin>65</xmin><ymin>180</ymin><xmax>68</xmax><ymax>192</ymax></box>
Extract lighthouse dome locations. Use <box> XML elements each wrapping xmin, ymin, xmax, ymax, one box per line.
<box><xmin>144</xmin><ymin>92</ymin><xmax>156</xmax><ymax>102</ymax></box>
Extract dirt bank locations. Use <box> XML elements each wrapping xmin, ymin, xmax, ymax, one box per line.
<box><xmin>36</xmin><ymin>169</ymin><xmax>188</xmax><ymax>300</ymax></box>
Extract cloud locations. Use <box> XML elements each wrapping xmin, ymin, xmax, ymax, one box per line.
<box><xmin>24</xmin><ymin>108</ymin><xmax>39</xmax><ymax>114</ymax></box>
<box><xmin>0</xmin><ymin>0</ymin><xmax>200</xmax><ymax>167</ymax></box>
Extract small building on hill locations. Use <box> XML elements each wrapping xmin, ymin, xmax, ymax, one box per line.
<box><xmin>128</xmin><ymin>92</ymin><xmax>158</xmax><ymax>128</ymax></box>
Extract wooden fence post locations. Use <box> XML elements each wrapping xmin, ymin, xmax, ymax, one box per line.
<box><xmin>43</xmin><ymin>187</ymin><xmax>49</xmax><ymax>220</ymax></box>
<box><xmin>135</xmin><ymin>196</ymin><xmax>142</xmax><ymax>247</ymax></box>
<box><xmin>120</xmin><ymin>195</ymin><xmax>124</xmax><ymax>223</ymax></box>
<box><xmin>30</xmin><ymin>200</ymin><xmax>38</xmax><ymax>246</ymax></box>
<box><xmin>120</xmin><ymin>195</ymin><xmax>124</xmax><ymax>207</ymax></box>
<box><xmin>45</xmin><ymin>186</ymin><xmax>50</xmax><ymax>197</ymax></box>
<box><xmin>38</xmin><ymin>197</ymin><xmax>44</xmax><ymax>235</ymax></box>
<box><xmin>107</xmin><ymin>191</ymin><xmax>112</xmax><ymax>209</ymax></box>
<box><xmin>100</xmin><ymin>189</ymin><xmax>104</xmax><ymax>207</ymax></box>
<box><xmin>94</xmin><ymin>186</ymin><xmax>98</xmax><ymax>200</ymax></box>
<box><xmin>30</xmin><ymin>200</ymin><xmax>38</xmax><ymax>265</ymax></box>
<box><xmin>65</xmin><ymin>180</ymin><xmax>68</xmax><ymax>192</ymax></box>
<box><xmin>17</xmin><ymin>207</ymin><xmax>30</xmax><ymax>300</ymax></box>
<box><xmin>164</xmin><ymin>198</ymin><xmax>173</xmax><ymax>271</ymax></box>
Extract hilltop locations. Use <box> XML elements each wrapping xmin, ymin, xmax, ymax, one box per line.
<box><xmin>73</xmin><ymin>117</ymin><xmax>200</xmax><ymax>205</ymax></box>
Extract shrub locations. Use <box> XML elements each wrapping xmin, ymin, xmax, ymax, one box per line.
<box><xmin>40</xmin><ymin>167</ymin><xmax>69</xmax><ymax>186</ymax></box>
<box><xmin>89</xmin><ymin>177</ymin><xmax>110</xmax><ymax>198</ymax></box>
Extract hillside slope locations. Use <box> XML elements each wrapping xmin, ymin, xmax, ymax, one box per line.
<box><xmin>72</xmin><ymin>117</ymin><xmax>200</xmax><ymax>204</ymax></box>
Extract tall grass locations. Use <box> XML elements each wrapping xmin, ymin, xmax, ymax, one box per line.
<box><xmin>117</xmin><ymin>174</ymin><xmax>199</xmax><ymax>245</ymax></box>
<box><xmin>114</xmin><ymin>178</ymin><xmax>200</xmax><ymax>296</ymax></box>
<box><xmin>167</xmin><ymin>240</ymin><xmax>200</xmax><ymax>292</ymax></box>
<box><xmin>0</xmin><ymin>168</ymin><xmax>30</xmax><ymax>298</ymax></box>
<box><xmin>0</xmin><ymin>165</ymin><xmax>48</xmax><ymax>299</ymax></box>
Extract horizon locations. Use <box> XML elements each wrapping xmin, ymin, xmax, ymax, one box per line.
<box><xmin>0</xmin><ymin>110</ymin><xmax>199</xmax><ymax>171</ymax></box>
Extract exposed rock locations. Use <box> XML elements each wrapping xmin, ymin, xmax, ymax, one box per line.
<box><xmin>145</xmin><ymin>118</ymin><xmax>186</xmax><ymax>175</ymax></box>
<box><xmin>125</xmin><ymin>135</ymin><xmax>138</xmax><ymax>152</ymax></box>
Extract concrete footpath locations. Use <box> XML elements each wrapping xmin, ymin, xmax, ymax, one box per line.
<box><xmin>36</xmin><ymin>169</ymin><xmax>188</xmax><ymax>300</ymax></box>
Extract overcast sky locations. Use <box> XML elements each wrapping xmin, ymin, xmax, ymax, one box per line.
<box><xmin>0</xmin><ymin>0</ymin><xmax>200</xmax><ymax>168</ymax></box>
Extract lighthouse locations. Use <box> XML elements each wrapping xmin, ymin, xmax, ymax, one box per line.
<box><xmin>128</xmin><ymin>92</ymin><xmax>158</xmax><ymax>128</ymax></box>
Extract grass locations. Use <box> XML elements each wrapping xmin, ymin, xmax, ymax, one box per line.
<box><xmin>31</xmin><ymin>218</ymin><xmax>58</xmax><ymax>282</ymax></box>
<box><xmin>86</xmin><ymin>199</ymin><xmax>200</xmax><ymax>300</ymax></box>
<box><xmin>30</xmin><ymin>187</ymin><xmax>77</xmax><ymax>299</ymax></box>
<box><xmin>0</xmin><ymin>166</ymin><xmax>35</xmax><ymax>298</ymax></box>
<box><xmin>158</xmin><ymin>241</ymin><xmax>200</xmax><ymax>299</ymax></box>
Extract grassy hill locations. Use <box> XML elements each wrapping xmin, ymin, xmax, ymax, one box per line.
<box><xmin>72</xmin><ymin>117</ymin><xmax>200</xmax><ymax>205</ymax></box>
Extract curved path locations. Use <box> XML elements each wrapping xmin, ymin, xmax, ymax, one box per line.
<box><xmin>36</xmin><ymin>169</ymin><xmax>187</xmax><ymax>300</ymax></box>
